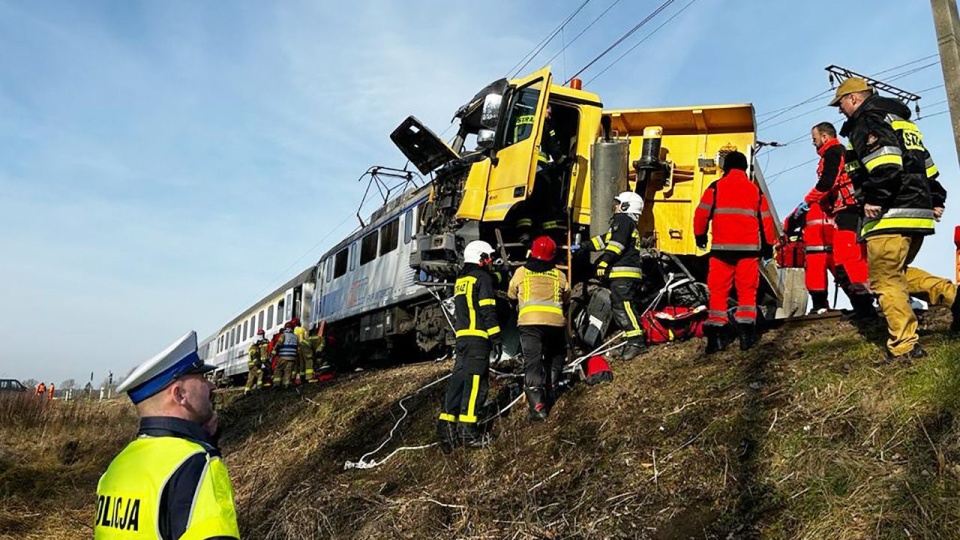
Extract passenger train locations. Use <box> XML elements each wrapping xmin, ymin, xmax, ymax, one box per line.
<box><xmin>205</xmin><ymin>181</ymin><xmax>444</xmax><ymax>383</ymax></box>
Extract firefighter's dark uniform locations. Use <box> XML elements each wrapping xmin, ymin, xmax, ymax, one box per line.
<box><xmin>694</xmin><ymin>166</ymin><xmax>777</xmax><ymax>350</ymax></box>
<box><xmin>94</xmin><ymin>417</ymin><xmax>240</xmax><ymax>540</ymax></box>
<box><xmin>582</xmin><ymin>212</ymin><xmax>646</xmax><ymax>355</ymax></box>
<box><xmin>805</xmin><ymin>137</ymin><xmax>874</xmax><ymax>314</ymax></box>
<box><xmin>244</xmin><ymin>338</ymin><xmax>269</xmax><ymax>392</ymax></box>
<box><xmin>437</xmin><ymin>264</ymin><xmax>501</xmax><ymax>448</ymax></box>
<box><xmin>512</xmin><ymin>114</ymin><xmax>568</xmax><ymax>244</ymax></box>
<box><xmin>840</xmin><ymin>94</ymin><xmax>957</xmax><ymax>356</ymax></box>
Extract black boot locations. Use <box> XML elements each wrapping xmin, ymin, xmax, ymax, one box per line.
<box><xmin>458</xmin><ymin>423</ymin><xmax>491</xmax><ymax>449</ymax></box>
<box><xmin>738</xmin><ymin>322</ymin><xmax>758</xmax><ymax>351</ymax></box>
<box><xmin>849</xmin><ymin>294</ymin><xmax>878</xmax><ymax>321</ymax></box>
<box><xmin>621</xmin><ymin>339</ymin><xmax>647</xmax><ymax>361</ymax></box>
<box><xmin>704</xmin><ymin>325</ymin><xmax>726</xmax><ymax>355</ymax></box>
<box><xmin>951</xmin><ymin>297</ymin><xmax>960</xmax><ymax>333</ymax></box>
<box><xmin>524</xmin><ymin>387</ymin><xmax>548</xmax><ymax>422</ymax></box>
<box><xmin>436</xmin><ymin>419</ymin><xmax>460</xmax><ymax>453</ymax></box>
<box><xmin>809</xmin><ymin>291</ymin><xmax>829</xmax><ymax>314</ymax></box>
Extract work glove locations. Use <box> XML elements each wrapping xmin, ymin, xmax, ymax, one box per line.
<box><xmin>695</xmin><ymin>234</ymin><xmax>708</xmax><ymax>250</ymax></box>
<box><xmin>795</xmin><ymin>201</ymin><xmax>810</xmax><ymax>214</ymax></box>
<box><xmin>490</xmin><ymin>338</ymin><xmax>503</xmax><ymax>363</ymax></box>
<box><xmin>569</xmin><ymin>243</ymin><xmax>581</xmax><ymax>253</ymax></box>
<box><xmin>595</xmin><ymin>261</ymin><xmax>609</xmax><ymax>279</ymax></box>
<box><xmin>760</xmin><ymin>243</ymin><xmax>774</xmax><ymax>259</ymax></box>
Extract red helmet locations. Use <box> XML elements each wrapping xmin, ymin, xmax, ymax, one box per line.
<box><xmin>530</xmin><ymin>236</ymin><xmax>557</xmax><ymax>261</ymax></box>
<box><xmin>256</xmin><ymin>329</ymin><xmax>265</xmax><ymax>336</ymax></box>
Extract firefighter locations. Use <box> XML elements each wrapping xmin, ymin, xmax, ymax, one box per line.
<box><xmin>575</xmin><ymin>191</ymin><xmax>648</xmax><ymax>360</ymax></box>
<box><xmin>832</xmin><ymin>78</ymin><xmax>958</xmax><ymax>360</ymax></box>
<box><xmin>437</xmin><ymin>240</ymin><xmax>502</xmax><ymax>450</ymax></box>
<box><xmin>803</xmin><ymin>121</ymin><xmax>875</xmax><ymax>317</ymax></box>
<box><xmin>792</xmin><ymin>199</ymin><xmax>836</xmax><ymax>314</ymax></box>
<box><xmin>99</xmin><ymin>331</ymin><xmax>239</xmax><ymax>540</ymax></box>
<box><xmin>298</xmin><ymin>326</ymin><xmax>317</xmax><ymax>383</ymax></box>
<box><xmin>244</xmin><ymin>329</ymin><xmax>269</xmax><ymax>394</ymax></box>
<box><xmin>307</xmin><ymin>322</ymin><xmax>330</xmax><ymax>376</ymax></box>
<box><xmin>271</xmin><ymin>322</ymin><xmax>300</xmax><ymax>388</ymax></box>
<box><xmin>507</xmin><ymin>235</ymin><xmax>569</xmax><ymax>422</ymax></box>
<box><xmin>694</xmin><ymin>151</ymin><xmax>777</xmax><ymax>353</ymax></box>
<box><xmin>293</xmin><ymin>317</ymin><xmax>307</xmax><ymax>340</ymax></box>
<box><xmin>512</xmin><ymin>103</ymin><xmax>569</xmax><ymax>245</ymax></box>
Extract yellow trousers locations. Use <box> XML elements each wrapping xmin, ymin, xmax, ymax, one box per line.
<box><xmin>866</xmin><ymin>234</ymin><xmax>956</xmax><ymax>355</ymax></box>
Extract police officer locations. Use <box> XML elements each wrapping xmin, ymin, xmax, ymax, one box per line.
<box><xmin>244</xmin><ymin>329</ymin><xmax>269</xmax><ymax>394</ymax></box>
<box><xmin>803</xmin><ymin>121</ymin><xmax>875</xmax><ymax>317</ymax></box>
<box><xmin>694</xmin><ymin>151</ymin><xmax>776</xmax><ymax>353</ymax></box>
<box><xmin>97</xmin><ymin>331</ymin><xmax>239</xmax><ymax>539</ymax></box>
<box><xmin>832</xmin><ymin>77</ymin><xmax>959</xmax><ymax>360</ymax></box>
<box><xmin>271</xmin><ymin>322</ymin><xmax>300</xmax><ymax>388</ymax></box>
<box><xmin>508</xmin><ymin>235</ymin><xmax>569</xmax><ymax>422</ymax></box>
<box><xmin>437</xmin><ymin>240</ymin><xmax>502</xmax><ymax>450</ymax></box>
<box><xmin>576</xmin><ymin>191</ymin><xmax>648</xmax><ymax>360</ymax></box>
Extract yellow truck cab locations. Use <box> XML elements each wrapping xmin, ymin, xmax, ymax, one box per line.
<box><xmin>392</xmin><ymin>67</ymin><xmax>783</xmax><ymax>313</ymax></box>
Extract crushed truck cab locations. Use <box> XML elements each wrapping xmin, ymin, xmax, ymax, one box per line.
<box><xmin>392</xmin><ymin>67</ymin><xmax>782</xmax><ymax>313</ymax></box>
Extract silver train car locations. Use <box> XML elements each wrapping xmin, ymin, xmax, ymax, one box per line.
<box><xmin>207</xmin><ymin>183</ymin><xmax>449</xmax><ymax>382</ymax></box>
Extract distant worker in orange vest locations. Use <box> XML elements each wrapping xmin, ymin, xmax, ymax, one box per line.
<box><xmin>799</xmin><ymin>121</ymin><xmax>875</xmax><ymax>317</ymax></box>
<box><xmin>694</xmin><ymin>151</ymin><xmax>777</xmax><ymax>353</ymax></box>
<box><xmin>48</xmin><ymin>383</ymin><xmax>55</xmax><ymax>400</ymax></box>
<box><xmin>35</xmin><ymin>381</ymin><xmax>46</xmax><ymax>397</ymax></box>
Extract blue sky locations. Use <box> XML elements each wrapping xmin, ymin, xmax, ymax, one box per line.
<box><xmin>1</xmin><ymin>0</ymin><xmax>956</xmax><ymax>385</ymax></box>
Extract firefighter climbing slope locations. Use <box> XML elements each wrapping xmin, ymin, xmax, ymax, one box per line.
<box><xmin>574</xmin><ymin>191</ymin><xmax>647</xmax><ymax>360</ymax></box>
<box><xmin>437</xmin><ymin>240</ymin><xmax>502</xmax><ymax>451</ymax></box>
<box><xmin>694</xmin><ymin>151</ymin><xmax>776</xmax><ymax>353</ymax></box>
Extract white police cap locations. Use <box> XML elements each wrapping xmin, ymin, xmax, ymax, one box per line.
<box><xmin>116</xmin><ymin>331</ymin><xmax>216</xmax><ymax>404</ymax></box>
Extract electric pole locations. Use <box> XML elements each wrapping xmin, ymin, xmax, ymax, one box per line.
<box><xmin>931</xmin><ymin>0</ymin><xmax>960</xmax><ymax>163</ymax></box>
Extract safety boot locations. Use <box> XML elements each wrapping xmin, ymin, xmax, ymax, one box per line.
<box><xmin>524</xmin><ymin>387</ymin><xmax>548</xmax><ymax>423</ymax></box>
<box><xmin>620</xmin><ymin>340</ymin><xmax>647</xmax><ymax>361</ymax></box>
<box><xmin>848</xmin><ymin>294</ymin><xmax>879</xmax><ymax>322</ymax></box>
<box><xmin>886</xmin><ymin>344</ymin><xmax>928</xmax><ymax>365</ymax></box>
<box><xmin>458</xmin><ymin>423</ymin><xmax>491</xmax><ymax>449</ymax></box>
<box><xmin>436</xmin><ymin>419</ymin><xmax>460</xmax><ymax>454</ymax></box>
<box><xmin>704</xmin><ymin>325</ymin><xmax>726</xmax><ymax>355</ymax></box>
<box><xmin>738</xmin><ymin>323</ymin><xmax>759</xmax><ymax>351</ymax></box>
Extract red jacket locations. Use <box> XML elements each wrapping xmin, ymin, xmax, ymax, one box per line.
<box><xmin>802</xmin><ymin>202</ymin><xmax>834</xmax><ymax>253</ymax></box>
<box><xmin>694</xmin><ymin>169</ymin><xmax>776</xmax><ymax>252</ymax></box>
<box><xmin>804</xmin><ymin>138</ymin><xmax>856</xmax><ymax>216</ymax></box>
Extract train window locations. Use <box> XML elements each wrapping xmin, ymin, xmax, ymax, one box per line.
<box><xmin>258</xmin><ymin>310</ymin><xmax>264</xmax><ymax>332</ymax></box>
<box><xmin>325</xmin><ymin>257</ymin><xmax>334</xmax><ymax>283</ymax></box>
<box><xmin>267</xmin><ymin>305</ymin><xmax>274</xmax><ymax>328</ymax></box>
<box><xmin>277</xmin><ymin>300</ymin><xmax>285</xmax><ymax>324</ymax></box>
<box><xmin>334</xmin><ymin>248</ymin><xmax>348</xmax><ymax>278</ymax></box>
<box><xmin>380</xmin><ymin>219</ymin><xmax>399</xmax><ymax>255</ymax></box>
<box><xmin>243</xmin><ymin>321</ymin><xmax>248</xmax><ymax>341</ymax></box>
<box><xmin>250</xmin><ymin>315</ymin><xmax>256</xmax><ymax>336</ymax></box>
<box><xmin>360</xmin><ymin>232</ymin><xmax>378</xmax><ymax>265</ymax></box>
<box><xmin>348</xmin><ymin>243</ymin><xmax>357</xmax><ymax>271</ymax></box>
<box><xmin>403</xmin><ymin>209</ymin><xmax>413</xmax><ymax>244</ymax></box>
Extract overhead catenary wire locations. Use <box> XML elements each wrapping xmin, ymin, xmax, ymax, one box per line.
<box><xmin>585</xmin><ymin>0</ymin><xmax>700</xmax><ymax>86</ymax></box>
<box><xmin>508</xmin><ymin>0</ymin><xmax>592</xmax><ymax>78</ymax></box>
<box><xmin>543</xmin><ymin>0</ymin><xmax>625</xmax><ymax>67</ymax></box>
<box><xmin>566</xmin><ymin>0</ymin><xmax>678</xmax><ymax>84</ymax></box>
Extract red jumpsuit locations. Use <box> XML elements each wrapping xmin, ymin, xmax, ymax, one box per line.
<box><xmin>803</xmin><ymin>138</ymin><xmax>872</xmax><ymax>312</ymax></box>
<box><xmin>694</xmin><ymin>169</ymin><xmax>777</xmax><ymax>328</ymax></box>
<box><xmin>802</xmin><ymin>202</ymin><xmax>836</xmax><ymax>310</ymax></box>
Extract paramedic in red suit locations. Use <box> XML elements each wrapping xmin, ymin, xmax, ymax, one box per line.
<box><xmin>694</xmin><ymin>151</ymin><xmax>777</xmax><ymax>353</ymax></box>
<box><xmin>804</xmin><ymin>121</ymin><xmax>875</xmax><ymax>317</ymax></box>
<box><xmin>800</xmin><ymin>201</ymin><xmax>836</xmax><ymax>313</ymax></box>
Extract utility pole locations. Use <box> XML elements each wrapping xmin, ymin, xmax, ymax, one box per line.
<box><xmin>931</xmin><ymin>0</ymin><xmax>960</xmax><ymax>163</ymax></box>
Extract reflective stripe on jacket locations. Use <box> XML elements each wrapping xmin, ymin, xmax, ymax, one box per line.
<box><xmin>277</xmin><ymin>331</ymin><xmax>299</xmax><ymax>358</ymax></box>
<box><xmin>454</xmin><ymin>265</ymin><xmax>500</xmax><ymax>340</ymax></box>
<box><xmin>806</xmin><ymin>138</ymin><xmax>857</xmax><ymax>215</ymax></box>
<box><xmin>586</xmin><ymin>212</ymin><xmax>643</xmax><ymax>279</ymax></box>
<box><xmin>693</xmin><ymin>169</ymin><xmax>777</xmax><ymax>252</ymax></box>
<box><xmin>94</xmin><ymin>417</ymin><xmax>240</xmax><ymax>540</ymax></box>
<box><xmin>802</xmin><ymin>202</ymin><xmax>835</xmax><ymax>253</ymax></box>
<box><xmin>508</xmin><ymin>266</ymin><xmax>568</xmax><ymax>327</ymax></box>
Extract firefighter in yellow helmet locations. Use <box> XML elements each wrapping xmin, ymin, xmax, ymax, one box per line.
<box><xmin>96</xmin><ymin>331</ymin><xmax>239</xmax><ymax>539</ymax></box>
<box><xmin>245</xmin><ymin>329</ymin><xmax>269</xmax><ymax>394</ymax></box>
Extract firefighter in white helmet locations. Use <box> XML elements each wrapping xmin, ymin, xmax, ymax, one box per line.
<box><xmin>437</xmin><ymin>240</ymin><xmax>502</xmax><ymax>450</ymax></box>
<box><xmin>574</xmin><ymin>191</ymin><xmax>647</xmax><ymax>359</ymax></box>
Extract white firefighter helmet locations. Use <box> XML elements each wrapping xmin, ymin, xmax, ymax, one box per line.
<box><xmin>463</xmin><ymin>240</ymin><xmax>495</xmax><ymax>265</ymax></box>
<box><xmin>614</xmin><ymin>191</ymin><xmax>644</xmax><ymax>215</ymax></box>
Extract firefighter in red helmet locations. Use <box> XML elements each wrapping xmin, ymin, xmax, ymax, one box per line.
<box><xmin>694</xmin><ymin>151</ymin><xmax>777</xmax><ymax>353</ymax></box>
<box><xmin>508</xmin><ymin>236</ymin><xmax>570</xmax><ymax>422</ymax></box>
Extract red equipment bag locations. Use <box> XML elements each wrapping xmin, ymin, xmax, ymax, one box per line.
<box><xmin>641</xmin><ymin>305</ymin><xmax>707</xmax><ymax>344</ymax></box>
<box><xmin>584</xmin><ymin>355</ymin><xmax>613</xmax><ymax>385</ymax></box>
<box><xmin>776</xmin><ymin>240</ymin><xmax>806</xmax><ymax>268</ymax></box>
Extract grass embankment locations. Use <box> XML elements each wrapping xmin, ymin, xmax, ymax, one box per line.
<box><xmin>4</xmin><ymin>308</ymin><xmax>960</xmax><ymax>539</ymax></box>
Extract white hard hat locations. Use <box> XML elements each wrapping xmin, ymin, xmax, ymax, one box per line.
<box><xmin>463</xmin><ymin>240</ymin><xmax>495</xmax><ymax>265</ymax></box>
<box><xmin>614</xmin><ymin>191</ymin><xmax>644</xmax><ymax>215</ymax></box>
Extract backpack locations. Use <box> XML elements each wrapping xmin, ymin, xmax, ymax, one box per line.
<box><xmin>641</xmin><ymin>305</ymin><xmax>707</xmax><ymax>344</ymax></box>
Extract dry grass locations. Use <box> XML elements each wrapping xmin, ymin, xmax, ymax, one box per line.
<box><xmin>5</xmin><ymin>307</ymin><xmax>960</xmax><ymax>539</ymax></box>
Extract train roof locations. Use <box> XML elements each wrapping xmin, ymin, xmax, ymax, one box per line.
<box><xmin>319</xmin><ymin>182</ymin><xmax>432</xmax><ymax>262</ymax></box>
<box><xmin>217</xmin><ymin>266</ymin><xmax>315</xmax><ymax>333</ymax></box>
